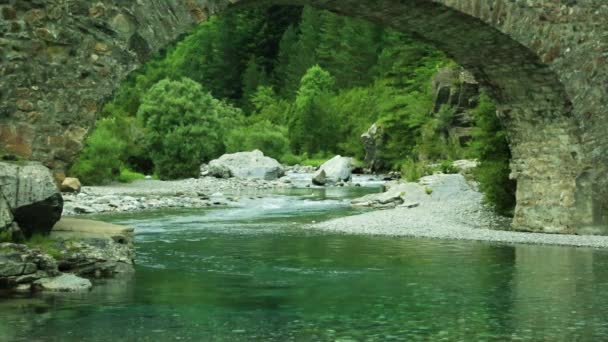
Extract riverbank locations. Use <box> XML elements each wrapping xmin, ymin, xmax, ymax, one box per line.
<box><xmin>62</xmin><ymin>173</ymin><xmax>386</xmax><ymax>215</ymax></box>
<box><xmin>311</xmin><ymin>174</ymin><xmax>608</xmax><ymax>249</ymax></box>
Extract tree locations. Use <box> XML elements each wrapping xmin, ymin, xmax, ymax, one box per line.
<box><xmin>289</xmin><ymin>65</ymin><xmax>336</xmax><ymax>154</ymax></box>
<box><xmin>137</xmin><ymin>78</ymin><xmax>241</xmax><ymax>179</ymax></box>
<box><xmin>242</xmin><ymin>57</ymin><xmax>268</xmax><ymax>112</ymax></box>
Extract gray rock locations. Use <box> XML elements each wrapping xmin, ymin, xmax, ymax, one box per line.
<box><xmin>0</xmin><ymin>162</ymin><xmax>63</xmax><ymax>237</ymax></box>
<box><xmin>312</xmin><ymin>170</ymin><xmax>327</xmax><ymax>186</ymax></box>
<box><xmin>34</xmin><ymin>274</ymin><xmax>92</xmax><ymax>292</ymax></box>
<box><xmin>312</xmin><ymin>156</ymin><xmax>352</xmax><ymax>186</ymax></box>
<box><xmin>207</xmin><ymin>150</ymin><xmax>285</xmax><ymax>180</ymax></box>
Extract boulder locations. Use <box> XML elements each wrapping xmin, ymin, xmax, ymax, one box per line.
<box><xmin>207</xmin><ymin>150</ymin><xmax>285</xmax><ymax>180</ymax></box>
<box><xmin>312</xmin><ymin>156</ymin><xmax>352</xmax><ymax>185</ymax></box>
<box><xmin>34</xmin><ymin>274</ymin><xmax>92</xmax><ymax>292</ymax></box>
<box><xmin>61</xmin><ymin>177</ymin><xmax>81</xmax><ymax>193</ymax></box>
<box><xmin>0</xmin><ymin>162</ymin><xmax>63</xmax><ymax>237</ymax></box>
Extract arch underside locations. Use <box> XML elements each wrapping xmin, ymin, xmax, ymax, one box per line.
<box><xmin>0</xmin><ymin>0</ymin><xmax>605</xmax><ymax>233</ymax></box>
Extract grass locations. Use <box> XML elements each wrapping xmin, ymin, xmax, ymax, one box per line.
<box><xmin>25</xmin><ymin>234</ymin><xmax>63</xmax><ymax>259</ymax></box>
<box><xmin>117</xmin><ymin>167</ymin><xmax>146</xmax><ymax>183</ymax></box>
<box><xmin>0</xmin><ymin>230</ymin><xmax>13</xmax><ymax>243</ymax></box>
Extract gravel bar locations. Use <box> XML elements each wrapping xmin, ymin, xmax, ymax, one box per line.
<box><xmin>311</xmin><ymin>174</ymin><xmax>608</xmax><ymax>249</ymax></box>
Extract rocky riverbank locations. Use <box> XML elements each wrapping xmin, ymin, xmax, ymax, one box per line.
<box><xmin>311</xmin><ymin>173</ymin><xmax>608</xmax><ymax>248</ymax></box>
<box><xmin>0</xmin><ymin>218</ymin><xmax>134</xmax><ymax>293</ymax></box>
<box><xmin>62</xmin><ymin>176</ymin><xmax>295</xmax><ymax>215</ymax></box>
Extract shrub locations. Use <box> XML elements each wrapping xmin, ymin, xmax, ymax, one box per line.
<box><xmin>474</xmin><ymin>161</ymin><xmax>516</xmax><ymax>216</ymax></box>
<box><xmin>138</xmin><ymin>78</ymin><xmax>242</xmax><ymax>179</ymax></box>
<box><xmin>118</xmin><ymin>168</ymin><xmax>146</xmax><ymax>183</ymax></box>
<box><xmin>70</xmin><ymin>119</ymin><xmax>125</xmax><ymax>185</ymax></box>
<box><xmin>400</xmin><ymin>158</ymin><xmax>430</xmax><ymax>182</ymax></box>
<box><xmin>280</xmin><ymin>153</ymin><xmax>303</xmax><ymax>166</ymax></box>
<box><xmin>468</xmin><ymin>93</ymin><xmax>516</xmax><ymax>215</ymax></box>
<box><xmin>225</xmin><ymin>120</ymin><xmax>290</xmax><ymax>160</ymax></box>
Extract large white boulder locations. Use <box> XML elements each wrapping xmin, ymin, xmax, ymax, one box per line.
<box><xmin>207</xmin><ymin>150</ymin><xmax>285</xmax><ymax>180</ymax></box>
<box><xmin>312</xmin><ymin>156</ymin><xmax>352</xmax><ymax>185</ymax></box>
<box><xmin>0</xmin><ymin>162</ymin><xmax>63</xmax><ymax>237</ymax></box>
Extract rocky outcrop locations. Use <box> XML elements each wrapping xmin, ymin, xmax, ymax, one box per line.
<box><xmin>0</xmin><ymin>243</ymin><xmax>60</xmax><ymax>290</ymax></box>
<box><xmin>0</xmin><ymin>218</ymin><xmax>134</xmax><ymax>293</ymax></box>
<box><xmin>208</xmin><ymin>150</ymin><xmax>285</xmax><ymax>180</ymax></box>
<box><xmin>0</xmin><ymin>162</ymin><xmax>63</xmax><ymax>237</ymax></box>
<box><xmin>312</xmin><ymin>156</ymin><xmax>352</xmax><ymax>186</ymax></box>
<box><xmin>361</xmin><ymin>124</ymin><xmax>387</xmax><ymax>173</ymax></box>
<box><xmin>429</xmin><ymin>67</ymin><xmax>479</xmax><ymax>150</ymax></box>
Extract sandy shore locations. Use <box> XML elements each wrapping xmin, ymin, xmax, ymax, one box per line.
<box><xmin>312</xmin><ymin>174</ymin><xmax>608</xmax><ymax>249</ymax></box>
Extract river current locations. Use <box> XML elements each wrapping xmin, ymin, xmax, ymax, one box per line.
<box><xmin>3</xmin><ymin>186</ymin><xmax>608</xmax><ymax>341</ymax></box>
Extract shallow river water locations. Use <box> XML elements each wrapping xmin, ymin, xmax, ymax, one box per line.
<box><xmin>3</xmin><ymin>186</ymin><xmax>608</xmax><ymax>341</ymax></box>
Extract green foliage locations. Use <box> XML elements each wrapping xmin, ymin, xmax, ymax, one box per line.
<box><xmin>289</xmin><ymin>65</ymin><xmax>336</xmax><ymax>155</ymax></box>
<box><xmin>225</xmin><ymin>120</ymin><xmax>290</xmax><ymax>160</ymax></box>
<box><xmin>468</xmin><ymin>93</ymin><xmax>516</xmax><ymax>215</ymax></box>
<box><xmin>138</xmin><ymin>78</ymin><xmax>238</xmax><ymax>179</ymax></box>
<box><xmin>77</xmin><ymin>5</ymin><xmax>514</xmax><ymax>217</ymax></box>
<box><xmin>400</xmin><ymin>159</ymin><xmax>430</xmax><ymax>182</ymax></box>
<box><xmin>0</xmin><ymin>230</ymin><xmax>13</xmax><ymax>243</ymax></box>
<box><xmin>70</xmin><ymin>119</ymin><xmax>126</xmax><ymax>185</ymax></box>
<box><xmin>118</xmin><ymin>168</ymin><xmax>146</xmax><ymax>183</ymax></box>
<box><xmin>26</xmin><ymin>234</ymin><xmax>62</xmax><ymax>259</ymax></box>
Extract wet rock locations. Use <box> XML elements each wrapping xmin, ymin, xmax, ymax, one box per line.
<box><xmin>34</xmin><ymin>274</ymin><xmax>92</xmax><ymax>292</ymax></box>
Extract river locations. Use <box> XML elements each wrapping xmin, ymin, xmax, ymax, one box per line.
<box><xmin>2</xmin><ymin>186</ymin><xmax>608</xmax><ymax>341</ymax></box>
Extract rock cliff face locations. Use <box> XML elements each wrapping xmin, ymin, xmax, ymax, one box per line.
<box><xmin>1</xmin><ymin>0</ymin><xmax>606</xmax><ymax>233</ymax></box>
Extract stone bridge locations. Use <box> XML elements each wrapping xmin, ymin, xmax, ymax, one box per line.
<box><xmin>0</xmin><ymin>0</ymin><xmax>606</xmax><ymax>234</ymax></box>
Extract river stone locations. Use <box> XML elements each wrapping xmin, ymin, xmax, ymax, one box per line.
<box><xmin>0</xmin><ymin>162</ymin><xmax>63</xmax><ymax>237</ymax></box>
<box><xmin>313</xmin><ymin>156</ymin><xmax>352</xmax><ymax>185</ymax></box>
<box><xmin>34</xmin><ymin>274</ymin><xmax>92</xmax><ymax>292</ymax></box>
<box><xmin>61</xmin><ymin>177</ymin><xmax>82</xmax><ymax>193</ymax></box>
<box><xmin>207</xmin><ymin>150</ymin><xmax>285</xmax><ymax>180</ymax></box>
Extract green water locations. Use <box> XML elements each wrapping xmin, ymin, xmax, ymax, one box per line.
<box><xmin>3</xmin><ymin>187</ymin><xmax>608</xmax><ymax>341</ymax></box>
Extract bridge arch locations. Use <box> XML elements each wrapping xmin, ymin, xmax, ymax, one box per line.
<box><xmin>0</xmin><ymin>0</ymin><xmax>606</xmax><ymax>233</ymax></box>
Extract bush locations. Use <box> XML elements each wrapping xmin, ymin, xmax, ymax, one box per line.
<box><xmin>138</xmin><ymin>78</ymin><xmax>242</xmax><ymax>179</ymax></box>
<box><xmin>474</xmin><ymin>161</ymin><xmax>516</xmax><ymax>216</ymax></box>
<box><xmin>400</xmin><ymin>158</ymin><xmax>430</xmax><ymax>182</ymax></box>
<box><xmin>70</xmin><ymin>119</ymin><xmax>125</xmax><ymax>185</ymax></box>
<box><xmin>468</xmin><ymin>93</ymin><xmax>516</xmax><ymax>215</ymax></box>
<box><xmin>117</xmin><ymin>168</ymin><xmax>146</xmax><ymax>183</ymax></box>
<box><xmin>225</xmin><ymin>120</ymin><xmax>290</xmax><ymax>160</ymax></box>
<box><xmin>279</xmin><ymin>153</ymin><xmax>303</xmax><ymax>166</ymax></box>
